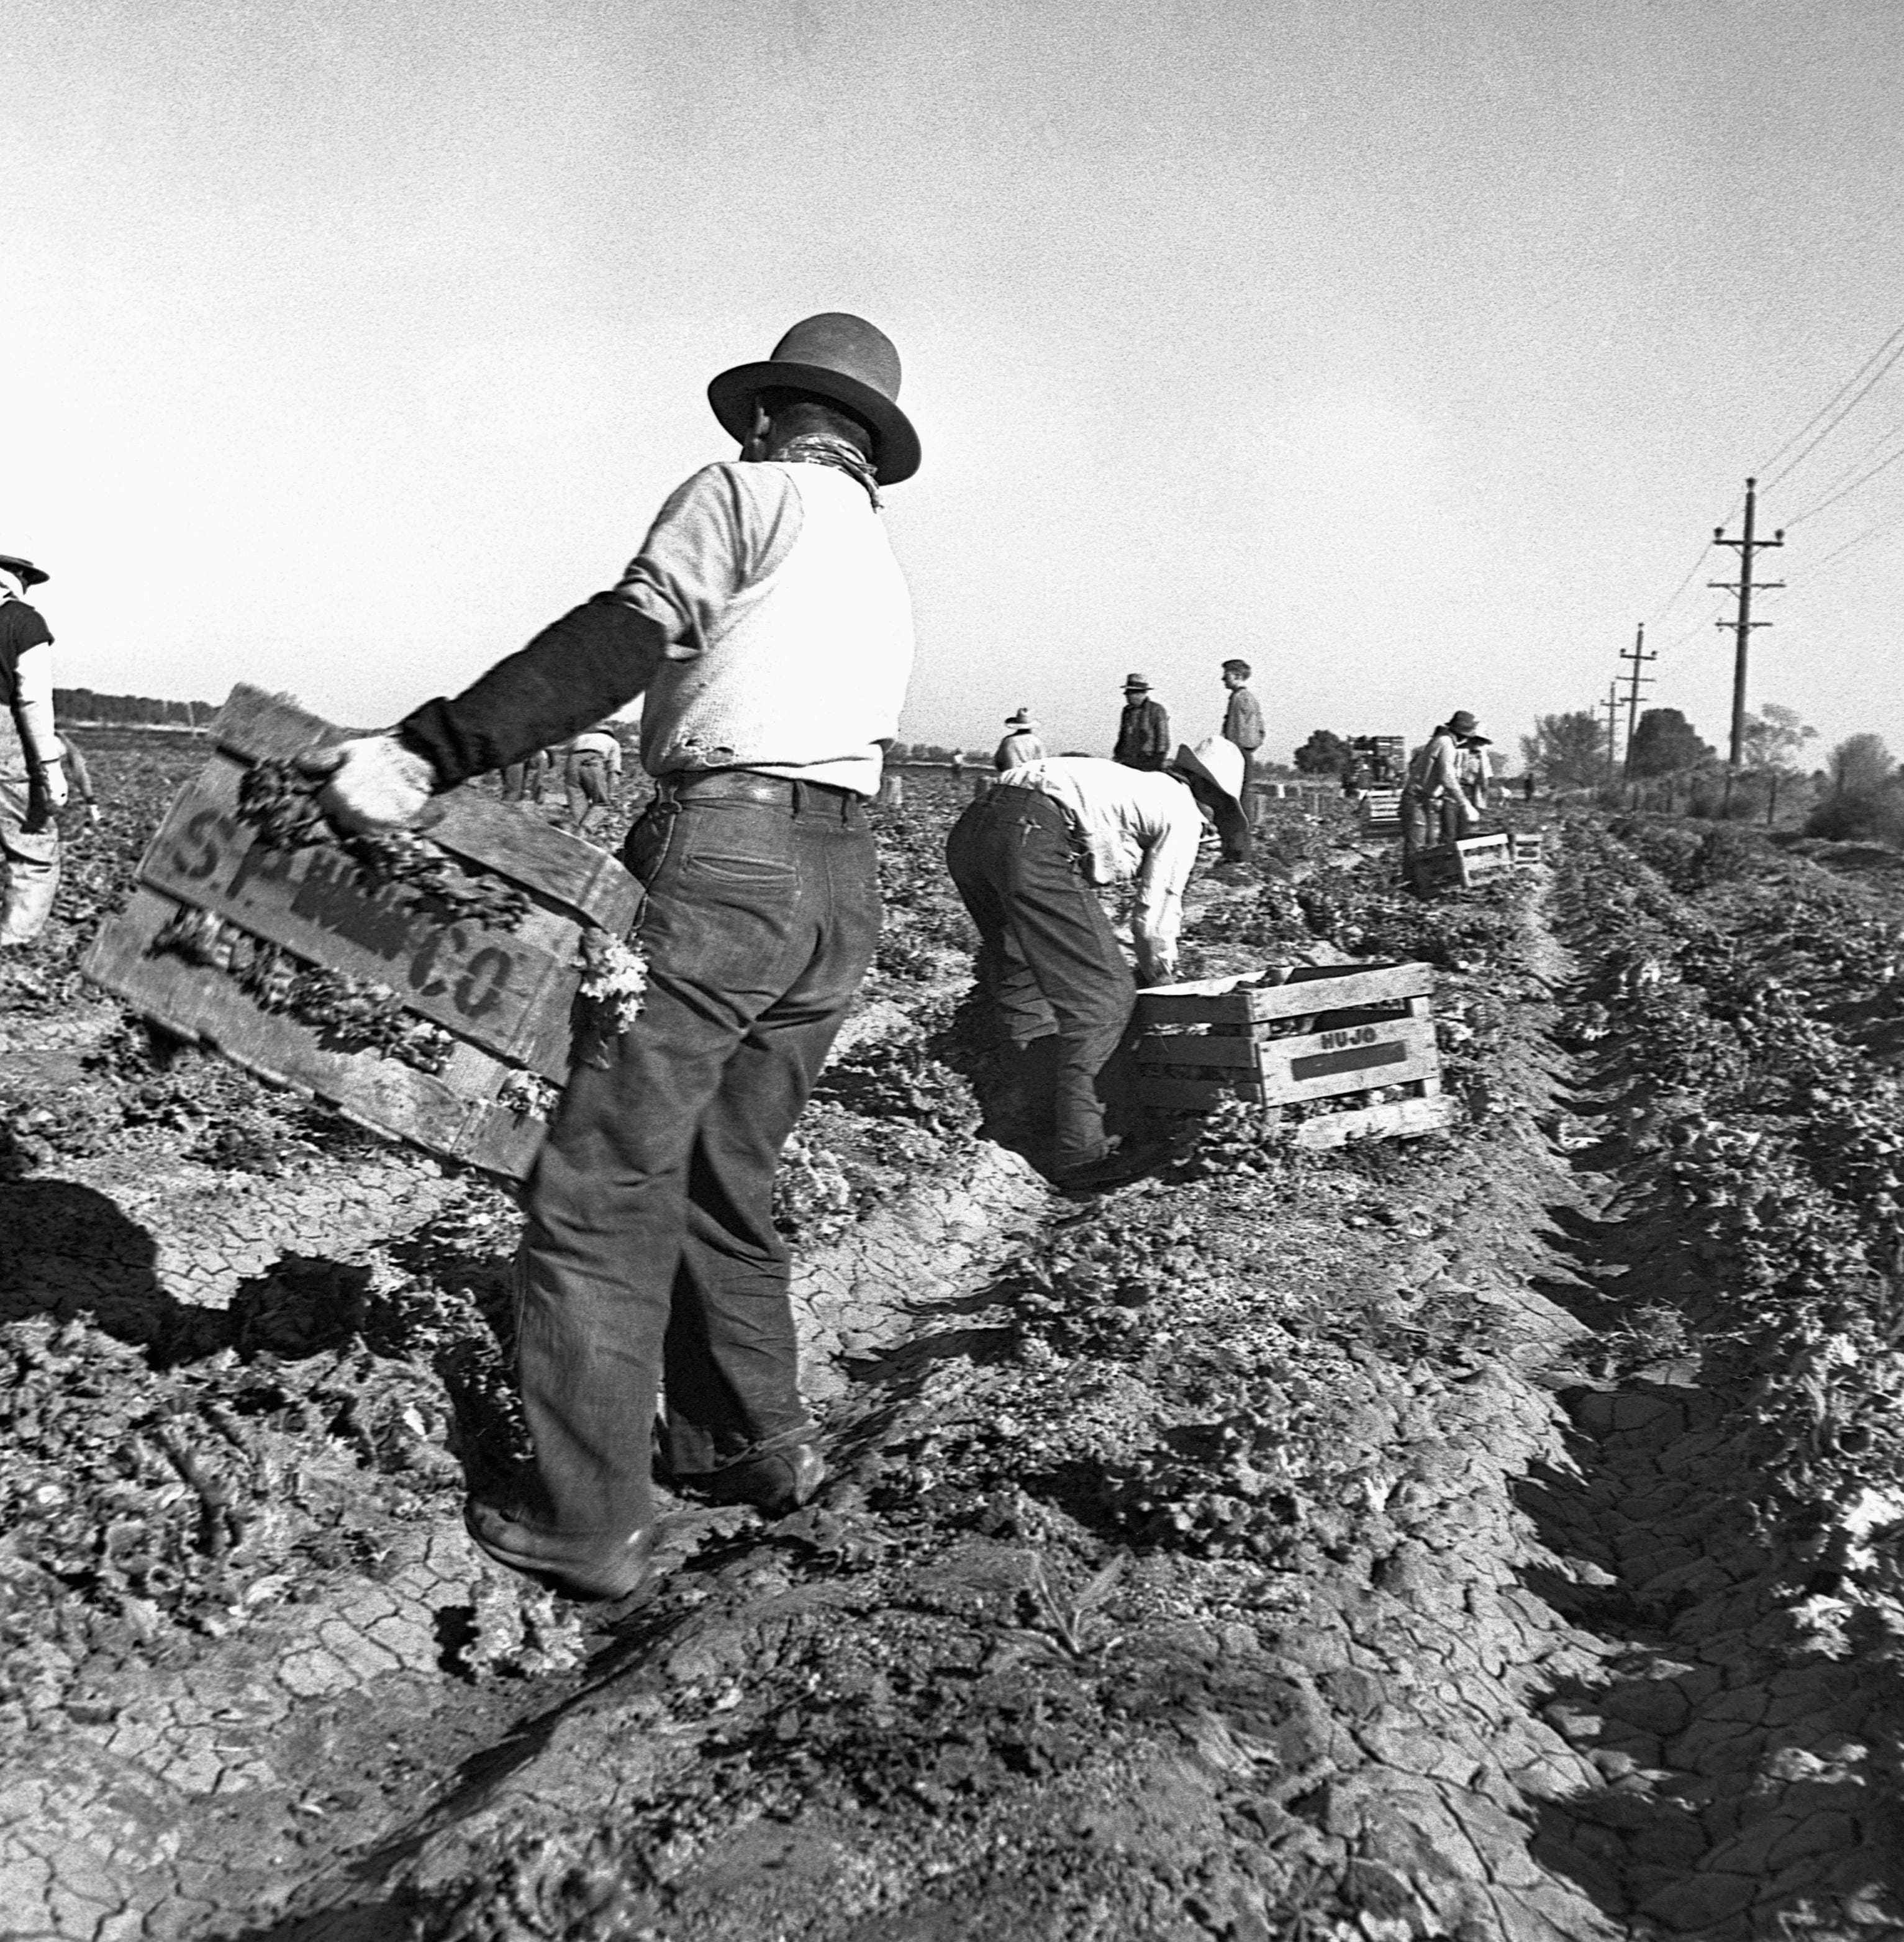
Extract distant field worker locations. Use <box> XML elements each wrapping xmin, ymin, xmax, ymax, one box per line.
<box><xmin>1218</xmin><ymin>660</ymin><xmax>1264</xmax><ymax>765</ymax></box>
<box><xmin>501</xmin><ymin>745</ymin><xmax>552</xmax><ymax>804</ymax></box>
<box><xmin>994</xmin><ymin>708</ymin><xmax>1044</xmax><ymax>772</ymax></box>
<box><xmin>1217</xmin><ymin>660</ymin><xmax>1264</xmax><ymax>862</ymax></box>
<box><xmin>0</xmin><ymin>553</ymin><xmax>70</xmax><ymax>946</ymax></box>
<box><xmin>946</xmin><ymin>738</ymin><xmax>1249</xmax><ymax>1191</ymax></box>
<box><xmin>1400</xmin><ymin>710</ymin><xmax>1485</xmax><ymax>863</ymax></box>
<box><xmin>1455</xmin><ymin>731</ymin><xmax>1493</xmax><ymax>838</ymax></box>
<box><xmin>1113</xmin><ymin>673</ymin><xmax>1170</xmax><ymax>771</ymax></box>
<box><xmin>60</xmin><ymin>731</ymin><xmax>101</xmax><ymax>826</ymax></box>
<box><xmin>563</xmin><ymin>727</ymin><xmax>623</xmax><ymax>837</ymax></box>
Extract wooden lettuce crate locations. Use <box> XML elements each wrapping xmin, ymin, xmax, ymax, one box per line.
<box><xmin>82</xmin><ymin>685</ymin><xmax>640</xmax><ymax>1180</ymax></box>
<box><xmin>1413</xmin><ymin>830</ymin><xmax>1512</xmax><ymax>892</ymax></box>
<box><xmin>1511</xmin><ymin>828</ymin><xmax>1549</xmax><ymax>865</ymax></box>
<box><xmin>1135</xmin><ymin>960</ymin><xmax>1451</xmax><ymax>1148</ymax></box>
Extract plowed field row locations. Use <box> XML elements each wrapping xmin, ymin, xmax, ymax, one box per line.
<box><xmin>2</xmin><ymin>749</ymin><xmax>1901</xmax><ymax>1940</ymax></box>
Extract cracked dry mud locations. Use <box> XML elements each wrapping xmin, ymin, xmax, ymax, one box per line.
<box><xmin>3</xmin><ymin>755</ymin><xmax>1902</xmax><ymax>1940</ymax></box>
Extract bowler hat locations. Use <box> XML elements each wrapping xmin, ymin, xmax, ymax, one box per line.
<box><xmin>1171</xmin><ymin>737</ymin><xmax>1250</xmax><ymax>856</ymax></box>
<box><xmin>0</xmin><ymin>553</ymin><xmax>48</xmax><ymax>588</ymax></box>
<box><xmin>709</xmin><ymin>313</ymin><xmax>920</xmax><ymax>486</ymax></box>
<box><xmin>1123</xmin><ymin>673</ymin><xmax>1151</xmax><ymax>691</ymax></box>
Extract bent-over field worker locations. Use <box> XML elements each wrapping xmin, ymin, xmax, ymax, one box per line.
<box><xmin>946</xmin><ymin>738</ymin><xmax>1248</xmax><ymax>1191</ymax></box>
<box><xmin>308</xmin><ymin>312</ymin><xmax>920</xmax><ymax>1599</ymax></box>
<box><xmin>1401</xmin><ymin>709</ymin><xmax>1484</xmax><ymax>863</ymax></box>
<box><xmin>562</xmin><ymin>725</ymin><xmax>623</xmax><ymax>838</ymax></box>
<box><xmin>0</xmin><ymin>553</ymin><xmax>70</xmax><ymax>946</ymax></box>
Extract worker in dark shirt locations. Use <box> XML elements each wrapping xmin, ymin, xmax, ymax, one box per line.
<box><xmin>1112</xmin><ymin>674</ymin><xmax>1170</xmax><ymax>771</ymax></box>
<box><xmin>0</xmin><ymin>553</ymin><xmax>69</xmax><ymax>945</ymax></box>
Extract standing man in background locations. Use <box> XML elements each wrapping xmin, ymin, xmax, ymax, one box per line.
<box><xmin>563</xmin><ymin>725</ymin><xmax>623</xmax><ymax>839</ymax></box>
<box><xmin>0</xmin><ymin>553</ymin><xmax>69</xmax><ymax>946</ymax></box>
<box><xmin>1217</xmin><ymin>659</ymin><xmax>1264</xmax><ymax>864</ymax></box>
<box><xmin>994</xmin><ymin>708</ymin><xmax>1044</xmax><ymax>772</ymax></box>
<box><xmin>307</xmin><ymin>312</ymin><xmax>920</xmax><ymax>1601</ymax></box>
<box><xmin>1113</xmin><ymin>674</ymin><xmax>1170</xmax><ymax>771</ymax></box>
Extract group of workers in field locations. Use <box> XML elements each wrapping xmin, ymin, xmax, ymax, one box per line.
<box><xmin>4</xmin><ymin>307</ymin><xmax>1503</xmax><ymax>1605</ymax></box>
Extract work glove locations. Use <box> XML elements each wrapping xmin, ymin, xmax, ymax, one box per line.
<box><xmin>86</xmin><ymin>804</ymin><xmax>102</xmax><ymax>826</ymax></box>
<box><xmin>36</xmin><ymin>760</ymin><xmax>70</xmax><ymax>812</ymax></box>
<box><xmin>299</xmin><ymin>734</ymin><xmax>437</xmax><ymax>834</ymax></box>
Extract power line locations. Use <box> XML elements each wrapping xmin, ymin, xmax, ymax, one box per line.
<box><xmin>1760</xmin><ymin>319</ymin><xmax>1904</xmax><ymax>489</ymax></box>
<box><xmin>1785</xmin><ymin>438</ymin><xmax>1904</xmax><ymax>528</ymax></box>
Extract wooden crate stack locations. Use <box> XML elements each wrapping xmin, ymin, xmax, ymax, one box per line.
<box><xmin>1359</xmin><ymin>787</ymin><xmax>1403</xmax><ymax>836</ymax></box>
<box><xmin>1135</xmin><ymin>960</ymin><xmax>1451</xmax><ymax>1149</ymax></box>
<box><xmin>82</xmin><ymin>686</ymin><xmax>641</xmax><ymax>1181</ymax></box>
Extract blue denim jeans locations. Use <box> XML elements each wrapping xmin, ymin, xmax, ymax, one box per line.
<box><xmin>946</xmin><ymin>789</ymin><xmax>1136</xmax><ymax>1175</ymax></box>
<box><xmin>511</xmin><ymin>779</ymin><xmax>878</xmax><ymax>1541</ymax></box>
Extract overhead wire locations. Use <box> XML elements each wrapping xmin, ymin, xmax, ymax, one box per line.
<box><xmin>1759</xmin><ymin>320</ymin><xmax>1904</xmax><ymax>491</ymax></box>
<box><xmin>1784</xmin><ymin>440</ymin><xmax>1904</xmax><ymax>527</ymax></box>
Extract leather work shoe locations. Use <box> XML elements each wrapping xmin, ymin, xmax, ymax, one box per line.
<box><xmin>695</xmin><ymin>1441</ymin><xmax>828</xmax><ymax>1516</ymax></box>
<box><xmin>1054</xmin><ymin>1137</ymin><xmax>1172</xmax><ymax>1196</ymax></box>
<box><xmin>463</xmin><ymin>1498</ymin><xmax>658</xmax><ymax>1602</ymax></box>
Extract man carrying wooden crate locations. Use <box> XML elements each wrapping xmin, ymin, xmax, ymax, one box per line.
<box><xmin>308</xmin><ymin>313</ymin><xmax>918</xmax><ymax>1600</ymax></box>
<box><xmin>1400</xmin><ymin>709</ymin><xmax>1485</xmax><ymax>864</ymax></box>
<box><xmin>945</xmin><ymin>738</ymin><xmax>1249</xmax><ymax>1191</ymax></box>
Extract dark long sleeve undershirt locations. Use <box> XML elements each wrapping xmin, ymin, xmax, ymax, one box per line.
<box><xmin>395</xmin><ymin>594</ymin><xmax>670</xmax><ymax>791</ymax></box>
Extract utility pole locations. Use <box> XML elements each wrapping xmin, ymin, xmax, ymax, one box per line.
<box><xmin>1619</xmin><ymin>622</ymin><xmax>1657</xmax><ymax>801</ymax></box>
<box><xmin>1711</xmin><ymin>477</ymin><xmax>1784</xmax><ymax>813</ymax></box>
<box><xmin>1603</xmin><ymin>682</ymin><xmax>1621</xmax><ymax>789</ymax></box>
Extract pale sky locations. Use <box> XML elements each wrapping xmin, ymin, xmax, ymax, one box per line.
<box><xmin>7</xmin><ymin>0</ymin><xmax>1904</xmax><ymax>767</ymax></box>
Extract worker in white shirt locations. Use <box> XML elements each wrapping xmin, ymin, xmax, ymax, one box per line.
<box><xmin>992</xmin><ymin>708</ymin><xmax>1044</xmax><ymax>772</ymax></box>
<box><xmin>563</xmin><ymin>727</ymin><xmax>623</xmax><ymax>838</ymax></box>
<box><xmin>1400</xmin><ymin>709</ymin><xmax>1484</xmax><ymax>863</ymax></box>
<box><xmin>946</xmin><ymin>737</ymin><xmax>1248</xmax><ymax>1190</ymax></box>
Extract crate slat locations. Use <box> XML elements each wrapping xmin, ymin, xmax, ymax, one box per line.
<box><xmin>84</xmin><ymin>888</ymin><xmax>548</xmax><ymax>1177</ymax></box>
<box><xmin>137</xmin><ymin>758</ymin><xmax>580</xmax><ymax>1080</ymax></box>
<box><xmin>1292</xmin><ymin>1093</ymin><xmax>1453</xmax><ymax>1150</ymax></box>
<box><xmin>212</xmin><ymin>683</ymin><xmax>642</xmax><ymax>934</ymax></box>
<box><xmin>1140</xmin><ymin>1014</ymin><xmax>1439</xmax><ymax>1104</ymax></box>
<box><xmin>1138</xmin><ymin>960</ymin><xmax>1433</xmax><ymax>1026</ymax></box>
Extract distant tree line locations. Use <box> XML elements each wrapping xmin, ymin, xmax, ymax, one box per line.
<box><xmin>56</xmin><ymin>689</ymin><xmax>217</xmax><ymax>728</ymax></box>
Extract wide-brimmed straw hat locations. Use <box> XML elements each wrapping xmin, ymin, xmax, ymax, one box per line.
<box><xmin>0</xmin><ymin>553</ymin><xmax>48</xmax><ymax>588</ymax></box>
<box><xmin>1171</xmin><ymin>737</ymin><xmax>1250</xmax><ymax>853</ymax></box>
<box><xmin>708</xmin><ymin>313</ymin><xmax>920</xmax><ymax>486</ymax></box>
<box><xmin>1004</xmin><ymin>708</ymin><xmax>1035</xmax><ymax>727</ymax></box>
<box><xmin>1448</xmin><ymin>709</ymin><xmax>1480</xmax><ymax>735</ymax></box>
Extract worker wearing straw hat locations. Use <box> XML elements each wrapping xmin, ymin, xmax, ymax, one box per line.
<box><xmin>994</xmin><ymin>707</ymin><xmax>1045</xmax><ymax>772</ymax></box>
<box><xmin>310</xmin><ymin>313</ymin><xmax>920</xmax><ymax>1599</ymax></box>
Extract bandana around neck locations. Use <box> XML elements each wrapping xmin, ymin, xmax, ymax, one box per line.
<box><xmin>768</xmin><ymin>433</ymin><xmax>881</xmax><ymax>509</ymax></box>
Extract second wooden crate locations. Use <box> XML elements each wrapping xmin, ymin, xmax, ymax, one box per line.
<box><xmin>1135</xmin><ymin>960</ymin><xmax>1451</xmax><ymax>1148</ymax></box>
<box><xmin>1413</xmin><ymin>831</ymin><xmax>1512</xmax><ymax>892</ymax></box>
